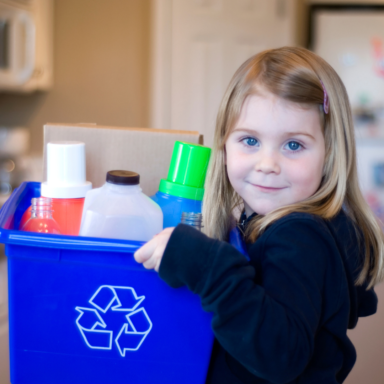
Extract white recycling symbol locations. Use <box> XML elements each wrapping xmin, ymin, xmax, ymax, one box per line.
<box><xmin>75</xmin><ymin>285</ymin><xmax>152</xmax><ymax>357</ymax></box>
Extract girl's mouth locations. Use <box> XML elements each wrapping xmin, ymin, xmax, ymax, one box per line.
<box><xmin>253</xmin><ymin>184</ymin><xmax>286</xmax><ymax>192</ymax></box>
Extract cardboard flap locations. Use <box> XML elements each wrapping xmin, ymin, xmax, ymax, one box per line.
<box><xmin>44</xmin><ymin>123</ymin><xmax>203</xmax><ymax>196</ymax></box>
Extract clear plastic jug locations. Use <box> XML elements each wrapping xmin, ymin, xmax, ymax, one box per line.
<box><xmin>79</xmin><ymin>171</ymin><xmax>163</xmax><ymax>241</ymax></box>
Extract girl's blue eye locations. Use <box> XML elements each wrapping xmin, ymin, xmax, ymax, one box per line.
<box><xmin>244</xmin><ymin>137</ymin><xmax>258</xmax><ymax>146</ymax></box>
<box><xmin>287</xmin><ymin>141</ymin><xmax>301</xmax><ymax>151</ymax></box>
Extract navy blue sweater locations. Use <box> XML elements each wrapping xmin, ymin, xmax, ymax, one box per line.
<box><xmin>159</xmin><ymin>210</ymin><xmax>378</xmax><ymax>383</ymax></box>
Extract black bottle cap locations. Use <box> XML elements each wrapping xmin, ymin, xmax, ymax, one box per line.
<box><xmin>106</xmin><ymin>170</ymin><xmax>140</xmax><ymax>185</ymax></box>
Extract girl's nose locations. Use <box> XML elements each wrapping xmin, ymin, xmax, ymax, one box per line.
<box><xmin>255</xmin><ymin>151</ymin><xmax>280</xmax><ymax>174</ymax></box>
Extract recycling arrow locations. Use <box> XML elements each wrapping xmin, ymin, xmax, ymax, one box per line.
<box><xmin>75</xmin><ymin>307</ymin><xmax>105</xmax><ymax>330</ymax></box>
<box><xmin>89</xmin><ymin>285</ymin><xmax>145</xmax><ymax>313</ymax></box>
<box><xmin>115</xmin><ymin>308</ymin><xmax>153</xmax><ymax>356</ymax></box>
<box><xmin>75</xmin><ymin>307</ymin><xmax>113</xmax><ymax>350</ymax></box>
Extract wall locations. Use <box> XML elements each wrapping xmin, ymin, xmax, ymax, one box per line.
<box><xmin>0</xmin><ymin>0</ymin><xmax>151</xmax><ymax>155</ymax></box>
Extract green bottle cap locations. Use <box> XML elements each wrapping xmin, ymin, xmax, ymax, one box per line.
<box><xmin>159</xmin><ymin>141</ymin><xmax>211</xmax><ymax>201</ymax></box>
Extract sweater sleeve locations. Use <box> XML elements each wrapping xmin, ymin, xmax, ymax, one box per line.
<box><xmin>159</xmin><ymin>220</ymin><xmax>341</xmax><ymax>383</ymax></box>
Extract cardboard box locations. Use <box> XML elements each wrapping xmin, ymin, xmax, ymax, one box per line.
<box><xmin>43</xmin><ymin>123</ymin><xmax>203</xmax><ymax>196</ymax></box>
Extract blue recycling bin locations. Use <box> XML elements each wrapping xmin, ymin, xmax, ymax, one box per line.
<box><xmin>0</xmin><ymin>182</ymin><xmax>214</xmax><ymax>384</ymax></box>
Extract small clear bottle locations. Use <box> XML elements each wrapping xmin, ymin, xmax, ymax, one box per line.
<box><xmin>21</xmin><ymin>198</ymin><xmax>61</xmax><ymax>234</ymax></box>
<box><xmin>180</xmin><ymin>212</ymin><xmax>203</xmax><ymax>231</ymax></box>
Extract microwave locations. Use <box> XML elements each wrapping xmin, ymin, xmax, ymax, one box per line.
<box><xmin>0</xmin><ymin>0</ymin><xmax>53</xmax><ymax>92</ymax></box>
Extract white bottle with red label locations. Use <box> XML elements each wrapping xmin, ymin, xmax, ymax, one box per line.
<box><xmin>20</xmin><ymin>142</ymin><xmax>92</xmax><ymax>235</ymax></box>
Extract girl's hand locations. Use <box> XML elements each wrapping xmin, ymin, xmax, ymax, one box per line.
<box><xmin>134</xmin><ymin>227</ymin><xmax>175</xmax><ymax>272</ymax></box>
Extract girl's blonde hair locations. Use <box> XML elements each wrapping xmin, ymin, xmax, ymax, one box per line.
<box><xmin>203</xmin><ymin>46</ymin><xmax>384</xmax><ymax>288</ymax></box>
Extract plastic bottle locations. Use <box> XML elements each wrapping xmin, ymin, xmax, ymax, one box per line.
<box><xmin>181</xmin><ymin>212</ymin><xmax>203</xmax><ymax>231</ymax></box>
<box><xmin>79</xmin><ymin>170</ymin><xmax>163</xmax><ymax>241</ymax></box>
<box><xmin>151</xmin><ymin>141</ymin><xmax>211</xmax><ymax>228</ymax></box>
<box><xmin>21</xmin><ymin>197</ymin><xmax>61</xmax><ymax>234</ymax></box>
<box><xmin>20</xmin><ymin>142</ymin><xmax>92</xmax><ymax>235</ymax></box>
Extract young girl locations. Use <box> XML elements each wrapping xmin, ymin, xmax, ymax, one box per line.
<box><xmin>134</xmin><ymin>47</ymin><xmax>383</xmax><ymax>383</ymax></box>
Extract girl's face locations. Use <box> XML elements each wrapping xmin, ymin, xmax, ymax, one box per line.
<box><xmin>225</xmin><ymin>91</ymin><xmax>325</xmax><ymax>216</ymax></box>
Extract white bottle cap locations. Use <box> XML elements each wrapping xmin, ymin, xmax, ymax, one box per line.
<box><xmin>41</xmin><ymin>141</ymin><xmax>92</xmax><ymax>198</ymax></box>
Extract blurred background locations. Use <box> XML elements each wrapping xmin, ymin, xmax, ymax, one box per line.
<box><xmin>1</xmin><ymin>0</ymin><xmax>384</xmax><ymax>383</ymax></box>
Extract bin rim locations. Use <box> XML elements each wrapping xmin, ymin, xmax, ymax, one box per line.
<box><xmin>0</xmin><ymin>181</ymin><xmax>145</xmax><ymax>253</ymax></box>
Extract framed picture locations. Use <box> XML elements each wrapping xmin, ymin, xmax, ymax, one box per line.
<box><xmin>308</xmin><ymin>4</ymin><xmax>384</xmax><ymax>109</ymax></box>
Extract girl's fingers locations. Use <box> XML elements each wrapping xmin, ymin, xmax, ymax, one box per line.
<box><xmin>140</xmin><ymin>241</ymin><xmax>166</xmax><ymax>270</ymax></box>
<box><xmin>134</xmin><ymin>238</ymin><xmax>157</xmax><ymax>264</ymax></box>
<box><xmin>134</xmin><ymin>227</ymin><xmax>176</xmax><ymax>271</ymax></box>
<box><xmin>143</xmin><ymin>255</ymin><xmax>158</xmax><ymax>270</ymax></box>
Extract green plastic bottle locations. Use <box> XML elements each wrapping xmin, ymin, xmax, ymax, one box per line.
<box><xmin>151</xmin><ymin>141</ymin><xmax>211</xmax><ymax>228</ymax></box>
